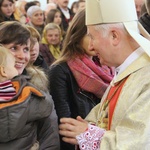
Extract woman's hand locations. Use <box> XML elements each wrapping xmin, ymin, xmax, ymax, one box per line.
<box><xmin>59</xmin><ymin>116</ymin><xmax>88</xmax><ymax>145</ymax></box>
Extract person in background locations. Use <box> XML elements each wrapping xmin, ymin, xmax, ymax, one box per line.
<box><xmin>70</xmin><ymin>0</ymin><xmax>85</xmax><ymax>15</ymax></box>
<box><xmin>134</xmin><ymin>0</ymin><xmax>145</xmax><ymax>19</ymax></box>
<box><xmin>44</xmin><ymin>2</ymin><xmax>57</xmax><ymax>19</ymax></box>
<box><xmin>26</xmin><ymin>5</ymin><xmax>45</xmax><ymax>37</ymax></box>
<box><xmin>139</xmin><ymin>0</ymin><xmax>150</xmax><ymax>33</ymax></box>
<box><xmin>0</xmin><ymin>21</ymin><xmax>60</xmax><ymax>150</ymax></box>
<box><xmin>46</xmin><ymin>9</ymin><xmax>62</xmax><ymax>26</ymax></box>
<box><xmin>49</xmin><ymin>9</ymin><xmax>114</xmax><ymax>150</ymax></box>
<box><xmin>59</xmin><ymin>0</ymin><xmax>150</xmax><ymax>149</ymax></box>
<box><xmin>40</xmin><ymin>23</ymin><xmax>62</xmax><ymax>66</ymax></box>
<box><xmin>24</xmin><ymin>1</ymin><xmax>37</xmax><ymax>13</ymax></box>
<box><xmin>78</xmin><ymin>0</ymin><xmax>85</xmax><ymax>11</ymax></box>
<box><xmin>0</xmin><ymin>0</ymin><xmax>16</xmax><ymax>23</ymax></box>
<box><xmin>70</xmin><ymin>1</ymin><xmax>78</xmax><ymax>15</ymax></box>
<box><xmin>14</xmin><ymin>0</ymin><xmax>27</xmax><ymax>24</ymax></box>
<box><xmin>46</xmin><ymin>8</ymin><xmax>65</xmax><ymax>38</ymax></box>
<box><xmin>56</xmin><ymin>0</ymin><xmax>74</xmax><ymax>31</ymax></box>
<box><xmin>33</xmin><ymin>0</ymin><xmax>41</xmax><ymax>7</ymax></box>
<box><xmin>24</xmin><ymin>1</ymin><xmax>37</xmax><ymax>23</ymax></box>
<box><xmin>26</xmin><ymin>25</ymin><xmax>49</xmax><ymax>72</ymax></box>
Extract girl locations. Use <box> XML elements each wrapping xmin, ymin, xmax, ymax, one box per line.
<box><xmin>0</xmin><ymin>0</ymin><xmax>16</xmax><ymax>22</ymax></box>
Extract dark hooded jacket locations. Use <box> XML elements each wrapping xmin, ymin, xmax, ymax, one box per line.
<box><xmin>0</xmin><ymin>67</ymin><xmax>60</xmax><ymax>150</ymax></box>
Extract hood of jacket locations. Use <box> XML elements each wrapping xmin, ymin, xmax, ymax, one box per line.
<box><xmin>0</xmin><ymin>73</ymin><xmax>52</xmax><ymax>142</ymax></box>
<box><xmin>26</xmin><ymin>65</ymin><xmax>49</xmax><ymax>92</ymax></box>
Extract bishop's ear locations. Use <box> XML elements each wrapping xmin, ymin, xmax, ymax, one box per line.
<box><xmin>111</xmin><ymin>30</ymin><xmax>120</xmax><ymax>46</ymax></box>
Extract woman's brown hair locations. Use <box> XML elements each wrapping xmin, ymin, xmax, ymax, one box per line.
<box><xmin>0</xmin><ymin>21</ymin><xmax>31</xmax><ymax>45</ymax></box>
<box><xmin>53</xmin><ymin>9</ymin><xmax>86</xmax><ymax>65</ymax></box>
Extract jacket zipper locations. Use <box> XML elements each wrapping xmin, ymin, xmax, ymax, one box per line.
<box><xmin>79</xmin><ymin>91</ymin><xmax>96</xmax><ymax>106</ymax></box>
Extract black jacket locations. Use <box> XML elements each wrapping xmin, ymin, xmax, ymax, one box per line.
<box><xmin>49</xmin><ymin>62</ymin><xmax>101</xmax><ymax>120</ymax></box>
<box><xmin>49</xmin><ymin>62</ymin><xmax>101</xmax><ymax>150</ymax></box>
<box><xmin>33</xmin><ymin>54</ymin><xmax>49</xmax><ymax>73</ymax></box>
<box><xmin>0</xmin><ymin>14</ymin><xmax>16</xmax><ymax>23</ymax></box>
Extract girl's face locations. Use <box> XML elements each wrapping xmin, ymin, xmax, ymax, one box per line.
<box><xmin>1</xmin><ymin>0</ymin><xmax>14</xmax><ymax>18</ymax></box>
<box><xmin>53</xmin><ymin>12</ymin><xmax>62</xmax><ymax>26</ymax></box>
<box><xmin>4</xmin><ymin>53</ymin><xmax>19</xmax><ymax>80</ymax></box>
<box><xmin>3</xmin><ymin>39</ymin><xmax>31</xmax><ymax>75</ymax></box>
<box><xmin>46</xmin><ymin>29</ymin><xmax>61</xmax><ymax>46</ymax></box>
<box><xmin>30</xmin><ymin>10</ymin><xmax>44</xmax><ymax>26</ymax></box>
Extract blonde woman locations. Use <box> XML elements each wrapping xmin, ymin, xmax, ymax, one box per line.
<box><xmin>40</xmin><ymin>23</ymin><xmax>62</xmax><ymax>66</ymax></box>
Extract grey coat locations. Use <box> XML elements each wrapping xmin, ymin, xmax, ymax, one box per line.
<box><xmin>0</xmin><ymin>67</ymin><xmax>60</xmax><ymax>150</ymax></box>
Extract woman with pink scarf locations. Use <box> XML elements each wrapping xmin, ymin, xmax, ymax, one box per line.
<box><xmin>48</xmin><ymin>9</ymin><xmax>114</xmax><ymax>150</ymax></box>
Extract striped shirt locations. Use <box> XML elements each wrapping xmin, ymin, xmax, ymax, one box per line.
<box><xmin>0</xmin><ymin>80</ymin><xmax>16</xmax><ymax>101</ymax></box>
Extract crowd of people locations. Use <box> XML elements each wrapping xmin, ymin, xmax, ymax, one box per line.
<box><xmin>0</xmin><ymin>0</ymin><xmax>150</xmax><ymax>149</ymax></box>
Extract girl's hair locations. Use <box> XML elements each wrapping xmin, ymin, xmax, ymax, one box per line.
<box><xmin>25</xmin><ymin>1</ymin><xmax>37</xmax><ymax>12</ymax></box>
<box><xmin>0</xmin><ymin>0</ymin><xmax>14</xmax><ymax>6</ymax></box>
<box><xmin>26</xmin><ymin>25</ymin><xmax>41</xmax><ymax>48</ymax></box>
<box><xmin>70</xmin><ymin>1</ymin><xmax>78</xmax><ymax>14</ymax></box>
<box><xmin>34</xmin><ymin>0</ymin><xmax>41</xmax><ymax>6</ymax></box>
<box><xmin>26</xmin><ymin>25</ymin><xmax>41</xmax><ymax>41</ymax></box>
<box><xmin>53</xmin><ymin>9</ymin><xmax>86</xmax><ymax>65</ymax></box>
<box><xmin>0</xmin><ymin>21</ymin><xmax>31</xmax><ymax>45</ymax></box>
<box><xmin>46</xmin><ymin>9</ymin><xmax>65</xmax><ymax>37</ymax></box>
<box><xmin>46</xmin><ymin>9</ymin><xmax>61</xmax><ymax>24</ymax></box>
<box><xmin>15</xmin><ymin>0</ymin><xmax>26</xmax><ymax>10</ymax></box>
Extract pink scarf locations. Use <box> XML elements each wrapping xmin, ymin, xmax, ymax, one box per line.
<box><xmin>67</xmin><ymin>56</ymin><xmax>114</xmax><ymax>98</ymax></box>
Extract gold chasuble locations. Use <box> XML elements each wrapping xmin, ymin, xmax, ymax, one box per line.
<box><xmin>85</xmin><ymin>54</ymin><xmax>150</xmax><ymax>149</ymax></box>
<box><xmin>98</xmin><ymin>78</ymin><xmax>128</xmax><ymax>130</ymax></box>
